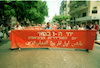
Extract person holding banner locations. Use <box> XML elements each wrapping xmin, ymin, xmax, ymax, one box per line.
<box><xmin>86</xmin><ymin>22</ymin><xmax>94</xmax><ymax>30</ymax></box>
<box><xmin>94</xmin><ymin>21</ymin><xmax>99</xmax><ymax>40</ymax></box>
<box><xmin>63</xmin><ymin>24</ymin><xmax>66</xmax><ymax>29</ymax></box>
<box><xmin>14</xmin><ymin>22</ymin><xmax>22</xmax><ymax>30</ymax></box>
<box><xmin>78</xmin><ymin>24</ymin><xmax>84</xmax><ymax>30</ymax></box>
<box><xmin>15</xmin><ymin>22</ymin><xmax>22</xmax><ymax>50</ymax></box>
<box><xmin>44</xmin><ymin>22</ymin><xmax>52</xmax><ymax>50</ymax></box>
<box><xmin>73</xmin><ymin>24</ymin><xmax>76</xmax><ymax>29</ymax></box>
<box><xmin>66</xmin><ymin>25</ymin><xmax>71</xmax><ymax>30</ymax></box>
<box><xmin>76</xmin><ymin>24</ymin><xmax>79</xmax><ymax>29</ymax></box>
<box><xmin>44</xmin><ymin>22</ymin><xmax>52</xmax><ymax>29</ymax></box>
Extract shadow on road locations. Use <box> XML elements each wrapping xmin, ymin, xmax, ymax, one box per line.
<box><xmin>0</xmin><ymin>39</ymin><xmax>10</xmax><ymax>46</ymax></box>
<box><xmin>8</xmin><ymin>48</ymin><xmax>88</xmax><ymax>53</ymax></box>
<box><xmin>75</xmin><ymin>49</ymin><xmax>87</xmax><ymax>51</ymax></box>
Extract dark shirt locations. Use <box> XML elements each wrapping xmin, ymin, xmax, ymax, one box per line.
<box><xmin>44</xmin><ymin>26</ymin><xmax>52</xmax><ymax>29</ymax></box>
<box><xmin>63</xmin><ymin>27</ymin><xmax>66</xmax><ymax>29</ymax></box>
<box><xmin>86</xmin><ymin>25</ymin><xmax>94</xmax><ymax>29</ymax></box>
<box><xmin>8</xmin><ymin>26</ymin><xmax>11</xmax><ymax>30</ymax></box>
<box><xmin>57</xmin><ymin>27</ymin><xmax>61</xmax><ymax>29</ymax></box>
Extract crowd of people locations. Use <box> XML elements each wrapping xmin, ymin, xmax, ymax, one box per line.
<box><xmin>57</xmin><ymin>21</ymin><xmax>99</xmax><ymax>30</ymax></box>
<box><xmin>46</xmin><ymin>21</ymin><xmax>99</xmax><ymax>40</ymax></box>
<box><xmin>0</xmin><ymin>21</ymin><xmax>99</xmax><ymax>42</ymax></box>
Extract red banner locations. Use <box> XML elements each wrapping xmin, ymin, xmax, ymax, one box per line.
<box><xmin>9</xmin><ymin>30</ymin><xmax>96</xmax><ymax>50</ymax></box>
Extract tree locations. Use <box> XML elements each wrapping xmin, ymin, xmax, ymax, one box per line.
<box><xmin>11</xmin><ymin>1</ymin><xmax>48</xmax><ymax>24</ymax></box>
<box><xmin>0</xmin><ymin>1</ymin><xmax>48</xmax><ymax>25</ymax></box>
<box><xmin>0</xmin><ymin>1</ymin><xmax>15</xmax><ymax>26</ymax></box>
<box><xmin>26</xmin><ymin>1</ymin><xmax>48</xmax><ymax>24</ymax></box>
<box><xmin>53</xmin><ymin>15</ymin><xmax>71</xmax><ymax>24</ymax></box>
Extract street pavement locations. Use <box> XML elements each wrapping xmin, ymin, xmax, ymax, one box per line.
<box><xmin>97</xmin><ymin>31</ymin><xmax>100</xmax><ymax>40</ymax></box>
<box><xmin>95</xmin><ymin>32</ymin><xmax>100</xmax><ymax>44</ymax></box>
<box><xmin>0</xmin><ymin>38</ymin><xmax>100</xmax><ymax>68</ymax></box>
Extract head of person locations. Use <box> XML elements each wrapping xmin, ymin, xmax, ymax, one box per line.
<box><xmin>61</xmin><ymin>25</ymin><xmax>63</xmax><ymax>29</ymax></box>
<box><xmin>80</xmin><ymin>24</ymin><xmax>83</xmax><ymax>27</ymax></box>
<box><xmin>17</xmin><ymin>22</ymin><xmax>20</xmax><ymax>26</ymax></box>
<box><xmin>95</xmin><ymin>21</ymin><xmax>98</xmax><ymax>25</ymax></box>
<box><xmin>57</xmin><ymin>23</ymin><xmax>60</xmax><ymax>27</ymax></box>
<box><xmin>88</xmin><ymin>21</ymin><xmax>92</xmax><ymax>26</ymax></box>
<box><xmin>38</xmin><ymin>24</ymin><xmax>41</xmax><ymax>27</ymax></box>
<box><xmin>47</xmin><ymin>22</ymin><xmax>50</xmax><ymax>27</ymax></box>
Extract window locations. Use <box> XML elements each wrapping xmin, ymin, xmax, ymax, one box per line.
<box><xmin>82</xmin><ymin>12</ymin><xmax>86</xmax><ymax>17</ymax></box>
<box><xmin>92</xmin><ymin>10</ymin><xmax>97</xmax><ymax>14</ymax></box>
<box><xmin>93</xmin><ymin>7</ymin><xmax>97</xmax><ymax>9</ymax></box>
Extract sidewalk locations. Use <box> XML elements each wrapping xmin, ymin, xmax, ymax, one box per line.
<box><xmin>95</xmin><ymin>31</ymin><xmax>100</xmax><ymax>45</ymax></box>
<box><xmin>95</xmin><ymin>40</ymin><xmax>100</xmax><ymax>45</ymax></box>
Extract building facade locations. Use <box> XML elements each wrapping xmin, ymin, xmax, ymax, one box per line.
<box><xmin>68</xmin><ymin>1</ymin><xmax>100</xmax><ymax>27</ymax></box>
<box><xmin>59</xmin><ymin>0</ymin><xmax>70</xmax><ymax>26</ymax></box>
<box><xmin>60</xmin><ymin>0</ymin><xmax>69</xmax><ymax>16</ymax></box>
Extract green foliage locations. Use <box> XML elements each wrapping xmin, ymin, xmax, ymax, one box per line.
<box><xmin>26</xmin><ymin>1</ymin><xmax>48</xmax><ymax>23</ymax></box>
<box><xmin>0</xmin><ymin>1</ymin><xmax>48</xmax><ymax>24</ymax></box>
<box><xmin>53</xmin><ymin>15</ymin><xmax>71</xmax><ymax>23</ymax></box>
<box><xmin>4</xmin><ymin>4</ymin><xmax>15</xmax><ymax>17</ymax></box>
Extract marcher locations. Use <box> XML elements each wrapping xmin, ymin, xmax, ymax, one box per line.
<box><xmin>14</xmin><ymin>22</ymin><xmax>22</xmax><ymax>50</ymax></box>
<box><xmin>86</xmin><ymin>21</ymin><xmax>94</xmax><ymax>29</ymax></box>
<box><xmin>76</xmin><ymin>24</ymin><xmax>79</xmax><ymax>29</ymax></box>
<box><xmin>94</xmin><ymin>21</ymin><xmax>99</xmax><ymax>40</ymax></box>
<box><xmin>83</xmin><ymin>24</ymin><xmax>86</xmax><ymax>29</ymax></box>
<box><xmin>44</xmin><ymin>22</ymin><xmax>52</xmax><ymax>50</ymax></box>
<box><xmin>57</xmin><ymin>24</ymin><xmax>61</xmax><ymax>29</ymax></box>
<box><xmin>66</xmin><ymin>25</ymin><xmax>71</xmax><ymax>30</ymax></box>
<box><xmin>61</xmin><ymin>26</ymin><xmax>63</xmax><ymax>29</ymax></box>
<box><xmin>63</xmin><ymin>24</ymin><xmax>66</xmax><ymax>29</ymax></box>
<box><xmin>78</xmin><ymin>24</ymin><xmax>84</xmax><ymax>30</ymax></box>
<box><xmin>14</xmin><ymin>22</ymin><xmax>22</xmax><ymax>30</ymax></box>
<box><xmin>44</xmin><ymin>22</ymin><xmax>52</xmax><ymax>29</ymax></box>
<box><xmin>73</xmin><ymin>24</ymin><xmax>76</xmax><ymax>29</ymax></box>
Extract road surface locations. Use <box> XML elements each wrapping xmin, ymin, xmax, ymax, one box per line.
<box><xmin>0</xmin><ymin>39</ymin><xmax>100</xmax><ymax>68</ymax></box>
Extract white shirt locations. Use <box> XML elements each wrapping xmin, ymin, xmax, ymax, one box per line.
<box><xmin>66</xmin><ymin>26</ymin><xmax>71</xmax><ymax>30</ymax></box>
<box><xmin>78</xmin><ymin>27</ymin><xmax>84</xmax><ymax>30</ymax></box>
<box><xmin>14</xmin><ymin>25</ymin><xmax>22</xmax><ymax>30</ymax></box>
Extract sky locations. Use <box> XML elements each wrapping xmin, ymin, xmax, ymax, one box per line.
<box><xmin>43</xmin><ymin>0</ymin><xmax>98</xmax><ymax>22</ymax></box>
<box><xmin>44</xmin><ymin>0</ymin><xmax>62</xmax><ymax>22</ymax></box>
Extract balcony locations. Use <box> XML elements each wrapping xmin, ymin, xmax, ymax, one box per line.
<box><xmin>76</xmin><ymin>15</ymin><xmax>100</xmax><ymax>22</ymax></box>
<box><xmin>68</xmin><ymin>2</ymin><xmax>87</xmax><ymax>14</ymax></box>
<box><xmin>76</xmin><ymin>16</ymin><xmax>91</xmax><ymax>21</ymax></box>
<box><xmin>68</xmin><ymin>1</ymin><xmax>77</xmax><ymax>7</ymax></box>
